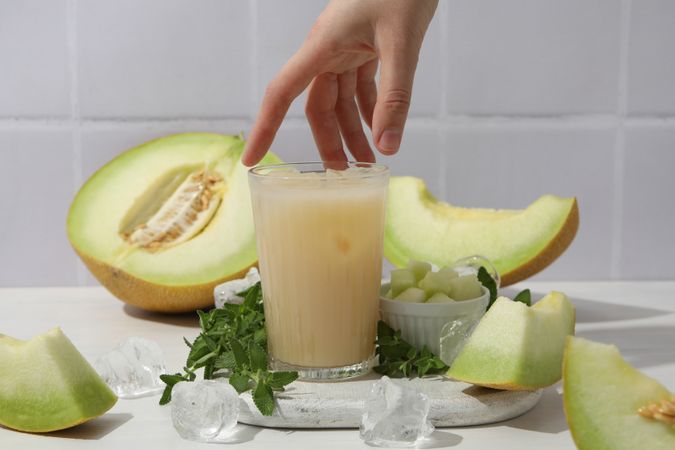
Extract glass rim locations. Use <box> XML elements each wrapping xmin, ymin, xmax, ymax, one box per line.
<box><xmin>248</xmin><ymin>161</ymin><xmax>389</xmax><ymax>180</ymax></box>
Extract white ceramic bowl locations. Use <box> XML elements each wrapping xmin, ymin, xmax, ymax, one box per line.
<box><xmin>379</xmin><ymin>283</ymin><xmax>490</xmax><ymax>357</ymax></box>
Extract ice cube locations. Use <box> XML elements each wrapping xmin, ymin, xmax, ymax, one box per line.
<box><xmin>94</xmin><ymin>337</ymin><xmax>166</xmax><ymax>398</ymax></box>
<box><xmin>360</xmin><ymin>376</ymin><xmax>434</xmax><ymax>447</ymax></box>
<box><xmin>452</xmin><ymin>254</ymin><xmax>500</xmax><ymax>288</ymax></box>
<box><xmin>439</xmin><ymin>316</ymin><xmax>480</xmax><ymax>366</ymax></box>
<box><xmin>213</xmin><ymin>267</ymin><xmax>260</xmax><ymax>308</ymax></box>
<box><xmin>171</xmin><ymin>380</ymin><xmax>239</xmax><ymax>442</ymax></box>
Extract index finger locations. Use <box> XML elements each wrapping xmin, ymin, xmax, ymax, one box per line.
<box><xmin>242</xmin><ymin>44</ymin><xmax>322</xmax><ymax>166</ymax></box>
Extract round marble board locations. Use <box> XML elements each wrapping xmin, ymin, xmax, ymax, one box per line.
<box><xmin>239</xmin><ymin>373</ymin><xmax>542</xmax><ymax>429</ymax></box>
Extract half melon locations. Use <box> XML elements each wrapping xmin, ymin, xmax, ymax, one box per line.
<box><xmin>67</xmin><ymin>133</ymin><xmax>281</xmax><ymax>313</ymax></box>
<box><xmin>384</xmin><ymin>177</ymin><xmax>579</xmax><ymax>286</ymax></box>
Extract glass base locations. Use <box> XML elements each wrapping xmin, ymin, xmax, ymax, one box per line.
<box><xmin>270</xmin><ymin>356</ymin><xmax>374</xmax><ymax>381</ymax></box>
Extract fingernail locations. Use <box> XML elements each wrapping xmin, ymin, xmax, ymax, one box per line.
<box><xmin>379</xmin><ymin>130</ymin><xmax>401</xmax><ymax>153</ymax></box>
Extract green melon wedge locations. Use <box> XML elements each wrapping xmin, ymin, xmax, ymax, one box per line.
<box><xmin>0</xmin><ymin>328</ymin><xmax>117</xmax><ymax>432</ymax></box>
<box><xmin>384</xmin><ymin>177</ymin><xmax>579</xmax><ymax>286</ymax></box>
<box><xmin>447</xmin><ymin>291</ymin><xmax>575</xmax><ymax>389</ymax></box>
<box><xmin>563</xmin><ymin>336</ymin><xmax>674</xmax><ymax>450</ymax></box>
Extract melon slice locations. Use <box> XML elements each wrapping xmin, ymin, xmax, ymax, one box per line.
<box><xmin>67</xmin><ymin>133</ymin><xmax>281</xmax><ymax>312</ymax></box>
<box><xmin>384</xmin><ymin>177</ymin><xmax>579</xmax><ymax>286</ymax></box>
<box><xmin>447</xmin><ymin>291</ymin><xmax>575</xmax><ymax>389</ymax></box>
<box><xmin>563</xmin><ymin>337</ymin><xmax>674</xmax><ymax>450</ymax></box>
<box><xmin>0</xmin><ymin>328</ymin><xmax>117</xmax><ymax>432</ymax></box>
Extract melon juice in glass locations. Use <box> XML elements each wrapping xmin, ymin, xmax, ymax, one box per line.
<box><xmin>248</xmin><ymin>162</ymin><xmax>389</xmax><ymax>380</ymax></box>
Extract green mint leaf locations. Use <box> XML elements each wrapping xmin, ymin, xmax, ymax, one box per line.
<box><xmin>229</xmin><ymin>373</ymin><xmax>252</xmax><ymax>393</ymax></box>
<box><xmin>513</xmin><ymin>288</ymin><xmax>532</xmax><ymax>306</ymax></box>
<box><xmin>266</xmin><ymin>371</ymin><xmax>299</xmax><ymax>390</ymax></box>
<box><xmin>236</xmin><ymin>281</ymin><xmax>259</xmax><ymax>300</ymax></box>
<box><xmin>377</xmin><ymin>320</ymin><xmax>396</xmax><ymax>338</ymax></box>
<box><xmin>222</xmin><ymin>303</ymin><xmax>240</xmax><ymax>316</ymax></box>
<box><xmin>186</xmin><ymin>336</ymin><xmax>209</xmax><ymax>368</ymax></box>
<box><xmin>214</xmin><ymin>351</ymin><xmax>236</xmax><ymax>370</ymax></box>
<box><xmin>429</xmin><ymin>356</ymin><xmax>447</xmax><ymax>370</ymax></box>
<box><xmin>230</xmin><ymin>338</ymin><xmax>249</xmax><ymax>369</ymax></box>
<box><xmin>248</xmin><ymin>342</ymin><xmax>268</xmax><ymax>372</ymax></box>
<box><xmin>159</xmin><ymin>384</ymin><xmax>173</xmax><ymax>405</ymax></box>
<box><xmin>196</xmin><ymin>310</ymin><xmax>209</xmax><ymax>330</ymax></box>
<box><xmin>202</xmin><ymin>333</ymin><xmax>218</xmax><ymax>352</ymax></box>
<box><xmin>417</xmin><ymin>359</ymin><xmax>432</xmax><ymax>378</ymax></box>
<box><xmin>159</xmin><ymin>373</ymin><xmax>186</xmax><ymax>386</ymax></box>
<box><xmin>192</xmin><ymin>350</ymin><xmax>217</xmax><ymax>369</ymax></box>
<box><xmin>252</xmin><ymin>382</ymin><xmax>275</xmax><ymax>416</ymax></box>
<box><xmin>253</xmin><ymin>327</ymin><xmax>267</xmax><ymax>345</ymax></box>
<box><xmin>373</xmin><ymin>362</ymin><xmax>404</xmax><ymax>378</ymax></box>
<box><xmin>406</xmin><ymin>347</ymin><xmax>418</xmax><ymax>360</ymax></box>
<box><xmin>161</xmin><ymin>281</ymin><xmax>294</xmax><ymax>416</ymax></box>
<box><xmin>477</xmin><ymin>266</ymin><xmax>498</xmax><ymax>308</ymax></box>
<box><xmin>375</xmin><ymin>321</ymin><xmax>449</xmax><ymax>378</ymax></box>
<box><xmin>242</xmin><ymin>282</ymin><xmax>262</xmax><ymax>310</ymax></box>
<box><xmin>376</xmin><ymin>335</ymin><xmax>399</xmax><ymax>346</ymax></box>
<box><xmin>400</xmin><ymin>360</ymin><xmax>413</xmax><ymax>378</ymax></box>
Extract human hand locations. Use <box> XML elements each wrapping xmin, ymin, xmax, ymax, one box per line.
<box><xmin>242</xmin><ymin>0</ymin><xmax>438</xmax><ymax>166</ymax></box>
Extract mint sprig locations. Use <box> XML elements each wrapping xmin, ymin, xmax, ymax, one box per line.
<box><xmin>374</xmin><ymin>321</ymin><xmax>448</xmax><ymax>378</ymax></box>
<box><xmin>513</xmin><ymin>288</ymin><xmax>532</xmax><ymax>306</ymax></box>
<box><xmin>477</xmin><ymin>266</ymin><xmax>498</xmax><ymax>308</ymax></box>
<box><xmin>477</xmin><ymin>266</ymin><xmax>531</xmax><ymax>308</ymax></box>
<box><xmin>159</xmin><ymin>282</ymin><xmax>297</xmax><ymax>416</ymax></box>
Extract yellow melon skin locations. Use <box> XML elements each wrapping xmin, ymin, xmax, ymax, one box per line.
<box><xmin>77</xmin><ymin>249</ymin><xmax>255</xmax><ymax>313</ymax></box>
<box><xmin>501</xmin><ymin>199</ymin><xmax>578</xmax><ymax>286</ymax></box>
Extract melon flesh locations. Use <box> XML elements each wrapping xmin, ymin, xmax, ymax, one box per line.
<box><xmin>390</xmin><ymin>269</ymin><xmax>416</xmax><ymax>297</ymax></box>
<box><xmin>447</xmin><ymin>291</ymin><xmax>576</xmax><ymax>389</ymax></box>
<box><xmin>384</xmin><ymin>177</ymin><xmax>578</xmax><ymax>286</ymax></box>
<box><xmin>395</xmin><ymin>287</ymin><xmax>426</xmax><ymax>303</ymax></box>
<box><xmin>67</xmin><ymin>133</ymin><xmax>281</xmax><ymax>312</ymax></box>
<box><xmin>0</xmin><ymin>328</ymin><xmax>117</xmax><ymax>432</ymax></box>
<box><xmin>563</xmin><ymin>337</ymin><xmax>674</xmax><ymax>450</ymax></box>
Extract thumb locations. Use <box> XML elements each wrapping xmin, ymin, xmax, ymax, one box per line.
<box><xmin>372</xmin><ymin>44</ymin><xmax>419</xmax><ymax>155</ymax></box>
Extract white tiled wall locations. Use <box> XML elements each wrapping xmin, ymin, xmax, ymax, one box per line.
<box><xmin>1</xmin><ymin>0</ymin><xmax>674</xmax><ymax>286</ymax></box>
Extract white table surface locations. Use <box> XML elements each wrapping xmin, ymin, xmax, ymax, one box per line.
<box><xmin>1</xmin><ymin>282</ymin><xmax>674</xmax><ymax>449</ymax></box>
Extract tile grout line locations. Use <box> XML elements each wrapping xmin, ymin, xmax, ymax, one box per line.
<box><xmin>438</xmin><ymin>0</ymin><xmax>449</xmax><ymax>120</ymax></box>
<box><xmin>610</xmin><ymin>0</ymin><xmax>632</xmax><ymax>280</ymax></box>
<box><xmin>67</xmin><ymin>0</ymin><xmax>87</xmax><ymax>286</ymax></box>
<box><xmin>4</xmin><ymin>114</ymin><xmax>675</xmax><ymax>129</ymax></box>
<box><xmin>249</xmin><ymin>0</ymin><xmax>259</xmax><ymax>127</ymax></box>
<box><xmin>437</xmin><ymin>1</ymin><xmax>449</xmax><ymax>199</ymax></box>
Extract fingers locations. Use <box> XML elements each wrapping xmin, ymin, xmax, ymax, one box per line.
<box><xmin>305</xmin><ymin>72</ymin><xmax>348</xmax><ymax>164</ymax></box>
<box><xmin>355</xmin><ymin>59</ymin><xmax>378</xmax><ymax>129</ymax></box>
<box><xmin>242</xmin><ymin>44</ymin><xmax>321</xmax><ymax>166</ymax></box>
<box><xmin>335</xmin><ymin>70</ymin><xmax>375</xmax><ymax>163</ymax></box>
<box><xmin>371</xmin><ymin>42</ymin><xmax>419</xmax><ymax>156</ymax></box>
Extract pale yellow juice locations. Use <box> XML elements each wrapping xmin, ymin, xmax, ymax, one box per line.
<box><xmin>249</xmin><ymin>163</ymin><xmax>388</xmax><ymax>377</ymax></box>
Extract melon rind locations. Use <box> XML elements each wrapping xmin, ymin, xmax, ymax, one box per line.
<box><xmin>0</xmin><ymin>328</ymin><xmax>117</xmax><ymax>432</ymax></box>
<box><xmin>563</xmin><ymin>337</ymin><xmax>674</xmax><ymax>450</ymax></box>
<box><xmin>67</xmin><ymin>133</ymin><xmax>281</xmax><ymax>312</ymax></box>
<box><xmin>383</xmin><ymin>177</ymin><xmax>579</xmax><ymax>286</ymax></box>
<box><xmin>447</xmin><ymin>291</ymin><xmax>576</xmax><ymax>389</ymax></box>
